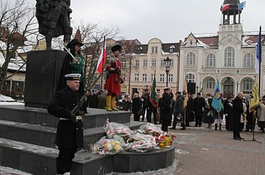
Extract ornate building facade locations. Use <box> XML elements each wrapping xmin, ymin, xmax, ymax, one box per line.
<box><xmin>179</xmin><ymin>0</ymin><xmax>264</xmax><ymax>98</ymax></box>
<box><xmin>131</xmin><ymin>38</ymin><xmax>180</xmax><ymax>96</ymax></box>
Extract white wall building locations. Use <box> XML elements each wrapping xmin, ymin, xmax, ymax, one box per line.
<box><xmin>179</xmin><ymin>0</ymin><xmax>264</xmax><ymax>98</ymax></box>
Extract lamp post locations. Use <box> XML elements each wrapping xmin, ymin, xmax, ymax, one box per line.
<box><xmin>236</xmin><ymin>81</ymin><xmax>239</xmax><ymax>92</ymax></box>
<box><xmin>164</xmin><ymin>57</ymin><xmax>172</xmax><ymax>87</ymax></box>
<box><xmin>196</xmin><ymin>86</ymin><xmax>199</xmax><ymax>93</ymax></box>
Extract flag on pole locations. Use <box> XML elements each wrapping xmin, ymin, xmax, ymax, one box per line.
<box><xmin>211</xmin><ymin>79</ymin><xmax>222</xmax><ymax>113</ymax></box>
<box><xmin>221</xmin><ymin>4</ymin><xmax>230</xmax><ymax>11</ymax></box>
<box><xmin>96</xmin><ymin>38</ymin><xmax>106</xmax><ymax>74</ymax></box>
<box><xmin>150</xmin><ymin>77</ymin><xmax>158</xmax><ymax>107</ymax></box>
<box><xmin>249</xmin><ymin>81</ymin><xmax>260</xmax><ymax>110</ymax></box>
<box><xmin>238</xmin><ymin>1</ymin><xmax>246</xmax><ymax>10</ymax></box>
<box><xmin>183</xmin><ymin>78</ymin><xmax>188</xmax><ymax>108</ymax></box>
<box><xmin>255</xmin><ymin>27</ymin><xmax>262</xmax><ymax>74</ymax></box>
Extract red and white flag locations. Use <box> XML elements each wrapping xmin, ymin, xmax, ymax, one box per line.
<box><xmin>96</xmin><ymin>39</ymin><xmax>106</xmax><ymax>74</ymax></box>
<box><xmin>221</xmin><ymin>4</ymin><xmax>230</xmax><ymax>11</ymax></box>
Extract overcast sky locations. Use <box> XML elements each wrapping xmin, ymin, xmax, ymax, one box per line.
<box><xmin>25</xmin><ymin>0</ymin><xmax>265</xmax><ymax>44</ymax></box>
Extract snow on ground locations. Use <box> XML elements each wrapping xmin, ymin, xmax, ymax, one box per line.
<box><xmin>0</xmin><ymin>94</ymin><xmax>24</xmax><ymax>106</ymax></box>
<box><xmin>0</xmin><ymin>166</ymin><xmax>32</xmax><ymax>175</ymax></box>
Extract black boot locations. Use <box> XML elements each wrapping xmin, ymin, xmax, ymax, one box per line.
<box><xmin>219</xmin><ymin>124</ymin><xmax>222</xmax><ymax>130</ymax></box>
<box><xmin>215</xmin><ymin>124</ymin><xmax>217</xmax><ymax>130</ymax></box>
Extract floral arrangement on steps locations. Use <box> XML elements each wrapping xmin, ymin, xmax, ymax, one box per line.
<box><xmin>90</xmin><ymin>119</ymin><xmax>176</xmax><ymax>155</ymax></box>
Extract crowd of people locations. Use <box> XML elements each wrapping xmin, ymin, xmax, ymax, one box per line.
<box><xmin>85</xmin><ymin>87</ymin><xmax>265</xmax><ymax>139</ymax></box>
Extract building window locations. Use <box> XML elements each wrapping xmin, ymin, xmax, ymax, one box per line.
<box><xmin>170</xmin><ymin>59</ymin><xmax>174</xmax><ymax>67</ymax></box>
<box><xmin>244</xmin><ymin>53</ymin><xmax>254</xmax><ymax>67</ymax></box>
<box><xmin>134</xmin><ymin>73</ymin><xmax>139</xmax><ymax>82</ymax></box>
<box><xmin>242</xmin><ymin>79</ymin><xmax>253</xmax><ymax>94</ymax></box>
<box><xmin>121</xmin><ymin>73</ymin><xmax>126</xmax><ymax>81</ymax></box>
<box><xmin>187</xmin><ymin>52</ymin><xmax>195</xmax><ymax>65</ymax></box>
<box><xmin>151</xmin><ymin>46</ymin><xmax>158</xmax><ymax>53</ymax></box>
<box><xmin>151</xmin><ymin>74</ymin><xmax>155</xmax><ymax>81</ymax></box>
<box><xmin>206</xmin><ymin>54</ymin><xmax>216</xmax><ymax>67</ymax></box>
<box><xmin>135</xmin><ymin>60</ymin><xmax>139</xmax><ymax>67</ymax></box>
<box><xmin>137</xmin><ymin>47</ymin><xmax>143</xmax><ymax>54</ymax></box>
<box><xmin>168</xmin><ymin>74</ymin><xmax>173</xmax><ymax>82</ymax></box>
<box><xmin>142</xmin><ymin>74</ymin><xmax>147</xmax><ymax>82</ymax></box>
<box><xmin>224</xmin><ymin>47</ymin><xmax>235</xmax><ymax>66</ymax></box>
<box><xmin>121</xmin><ymin>59</ymin><xmax>126</xmax><ymax>68</ymax></box>
<box><xmin>1</xmin><ymin>81</ymin><xmax>10</xmax><ymax>91</ymax></box>
<box><xmin>143</xmin><ymin>59</ymin><xmax>148</xmax><ymax>67</ymax></box>
<box><xmin>160</xmin><ymin>59</ymin><xmax>164</xmax><ymax>67</ymax></box>
<box><xmin>151</xmin><ymin>58</ymin><xmax>156</xmax><ymax>67</ymax></box>
<box><xmin>185</xmin><ymin>73</ymin><xmax>195</xmax><ymax>83</ymax></box>
<box><xmin>206</xmin><ymin>78</ymin><xmax>215</xmax><ymax>89</ymax></box>
<box><xmin>169</xmin><ymin>45</ymin><xmax>175</xmax><ymax>53</ymax></box>
<box><xmin>159</xmin><ymin>74</ymin><xmax>165</xmax><ymax>82</ymax></box>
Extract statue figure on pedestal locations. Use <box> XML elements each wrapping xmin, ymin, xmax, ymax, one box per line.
<box><xmin>36</xmin><ymin>0</ymin><xmax>73</xmax><ymax>49</ymax></box>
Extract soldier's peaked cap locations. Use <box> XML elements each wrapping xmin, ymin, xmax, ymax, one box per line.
<box><xmin>65</xmin><ymin>73</ymin><xmax>81</xmax><ymax>80</ymax></box>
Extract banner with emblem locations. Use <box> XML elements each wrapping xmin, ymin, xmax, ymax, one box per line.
<box><xmin>250</xmin><ymin>81</ymin><xmax>259</xmax><ymax>110</ymax></box>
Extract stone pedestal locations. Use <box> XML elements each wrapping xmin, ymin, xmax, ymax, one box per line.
<box><xmin>24</xmin><ymin>50</ymin><xmax>67</xmax><ymax>108</ymax></box>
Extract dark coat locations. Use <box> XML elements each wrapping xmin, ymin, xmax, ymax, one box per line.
<box><xmin>88</xmin><ymin>94</ymin><xmax>98</xmax><ymax>108</ymax></box>
<box><xmin>186</xmin><ymin>97</ymin><xmax>194</xmax><ymax>121</ymax></box>
<box><xmin>231</xmin><ymin>96</ymin><xmax>243</xmax><ymax>131</ymax></box>
<box><xmin>173</xmin><ymin>95</ymin><xmax>184</xmax><ymax>115</ymax></box>
<box><xmin>203</xmin><ymin>98</ymin><xmax>216</xmax><ymax>124</ymax></box>
<box><xmin>159</xmin><ymin>92</ymin><xmax>172</xmax><ymax>120</ymax></box>
<box><xmin>194</xmin><ymin>97</ymin><xmax>205</xmax><ymax>117</ymax></box>
<box><xmin>132</xmin><ymin>97</ymin><xmax>142</xmax><ymax>115</ymax></box>
<box><xmin>47</xmin><ymin>86</ymin><xmax>84</xmax><ymax>149</ymax></box>
<box><xmin>224</xmin><ymin>99</ymin><xmax>233</xmax><ymax>118</ymax></box>
<box><xmin>58</xmin><ymin>54</ymin><xmax>85</xmax><ymax>95</ymax></box>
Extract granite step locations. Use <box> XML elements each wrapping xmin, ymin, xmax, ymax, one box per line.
<box><xmin>0</xmin><ymin>119</ymin><xmax>143</xmax><ymax>148</ymax></box>
<box><xmin>0</xmin><ymin>137</ymin><xmax>176</xmax><ymax>175</ymax></box>
<box><xmin>0</xmin><ymin>137</ymin><xmax>112</xmax><ymax>175</ymax></box>
<box><xmin>0</xmin><ymin>105</ymin><xmax>131</xmax><ymax>129</ymax></box>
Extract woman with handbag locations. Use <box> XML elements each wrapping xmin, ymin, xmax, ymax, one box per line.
<box><xmin>132</xmin><ymin>93</ymin><xmax>143</xmax><ymax>121</ymax></box>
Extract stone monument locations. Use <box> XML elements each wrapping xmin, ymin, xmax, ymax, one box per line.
<box><xmin>24</xmin><ymin>0</ymin><xmax>73</xmax><ymax>108</ymax></box>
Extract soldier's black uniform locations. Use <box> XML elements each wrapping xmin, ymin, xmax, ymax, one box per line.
<box><xmin>47</xmin><ymin>85</ymin><xmax>84</xmax><ymax>174</ymax></box>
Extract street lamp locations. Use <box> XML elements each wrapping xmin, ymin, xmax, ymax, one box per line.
<box><xmin>164</xmin><ymin>57</ymin><xmax>172</xmax><ymax>87</ymax></box>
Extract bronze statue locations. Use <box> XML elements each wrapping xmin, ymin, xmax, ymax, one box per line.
<box><xmin>36</xmin><ymin>0</ymin><xmax>73</xmax><ymax>49</ymax></box>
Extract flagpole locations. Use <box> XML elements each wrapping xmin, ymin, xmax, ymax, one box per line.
<box><xmin>100</xmin><ymin>36</ymin><xmax>106</xmax><ymax>90</ymax></box>
<box><xmin>258</xmin><ymin>26</ymin><xmax>262</xmax><ymax>96</ymax></box>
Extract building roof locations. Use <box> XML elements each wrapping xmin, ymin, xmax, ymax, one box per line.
<box><xmin>223</xmin><ymin>0</ymin><xmax>240</xmax><ymax>5</ymax></box>
<box><xmin>182</xmin><ymin>32</ymin><xmax>264</xmax><ymax>48</ymax></box>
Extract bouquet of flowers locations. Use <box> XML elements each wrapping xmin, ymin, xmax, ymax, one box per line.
<box><xmin>103</xmin><ymin>118</ymin><xmax>133</xmax><ymax>140</ymax></box>
<box><xmin>91</xmin><ymin>136</ymin><xmax>123</xmax><ymax>155</ymax></box>
<box><xmin>138</xmin><ymin>123</ymin><xmax>163</xmax><ymax>136</ymax></box>
<box><xmin>125</xmin><ymin>133</ymin><xmax>158</xmax><ymax>153</ymax></box>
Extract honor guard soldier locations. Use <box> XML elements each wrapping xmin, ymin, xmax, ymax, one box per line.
<box><xmin>48</xmin><ymin>73</ymin><xmax>85</xmax><ymax>175</ymax></box>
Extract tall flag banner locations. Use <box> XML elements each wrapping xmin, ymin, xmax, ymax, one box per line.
<box><xmin>238</xmin><ymin>1</ymin><xmax>246</xmax><ymax>10</ymax></box>
<box><xmin>249</xmin><ymin>81</ymin><xmax>260</xmax><ymax>110</ymax></box>
<box><xmin>211</xmin><ymin>79</ymin><xmax>222</xmax><ymax>113</ymax></box>
<box><xmin>221</xmin><ymin>4</ymin><xmax>230</xmax><ymax>11</ymax></box>
<box><xmin>96</xmin><ymin>37</ymin><xmax>106</xmax><ymax>74</ymax></box>
<box><xmin>182</xmin><ymin>78</ymin><xmax>188</xmax><ymax>108</ymax></box>
<box><xmin>150</xmin><ymin>77</ymin><xmax>158</xmax><ymax>107</ymax></box>
<box><xmin>255</xmin><ymin>27</ymin><xmax>262</xmax><ymax>74</ymax></box>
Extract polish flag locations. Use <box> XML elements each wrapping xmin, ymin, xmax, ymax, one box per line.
<box><xmin>222</xmin><ymin>4</ymin><xmax>230</xmax><ymax>11</ymax></box>
<box><xmin>96</xmin><ymin>39</ymin><xmax>106</xmax><ymax>74</ymax></box>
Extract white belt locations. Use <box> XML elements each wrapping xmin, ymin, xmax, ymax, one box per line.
<box><xmin>59</xmin><ymin>116</ymin><xmax>83</xmax><ymax>121</ymax></box>
<box><xmin>60</xmin><ymin>118</ymin><xmax>70</xmax><ymax>120</ymax></box>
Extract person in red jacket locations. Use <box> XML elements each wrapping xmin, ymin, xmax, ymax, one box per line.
<box><xmin>104</xmin><ymin>44</ymin><xmax>121</xmax><ymax>111</ymax></box>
